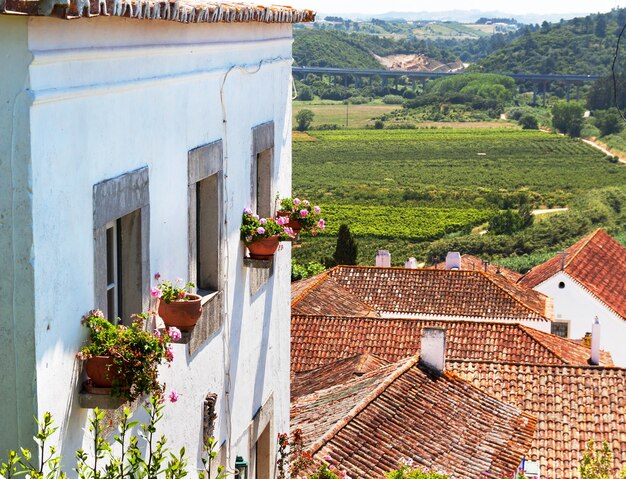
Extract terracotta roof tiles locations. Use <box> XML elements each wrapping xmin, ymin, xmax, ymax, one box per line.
<box><xmin>434</xmin><ymin>254</ymin><xmax>523</xmax><ymax>283</ymax></box>
<box><xmin>291</xmin><ymin>315</ymin><xmax>611</xmax><ymax>373</ymax></box>
<box><xmin>304</xmin><ymin>266</ymin><xmax>554</xmax><ymax>322</ymax></box>
<box><xmin>292</xmin><ymin>356</ymin><xmax>537</xmax><ymax>479</ymax></box>
<box><xmin>519</xmin><ymin>229</ymin><xmax>626</xmax><ymax>320</ymax></box>
<box><xmin>450</xmin><ymin>362</ymin><xmax>626</xmax><ymax>479</ymax></box>
<box><xmin>1</xmin><ymin>0</ymin><xmax>315</xmax><ymax>24</ymax></box>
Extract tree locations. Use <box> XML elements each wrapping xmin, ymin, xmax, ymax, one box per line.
<box><xmin>552</xmin><ymin>101</ymin><xmax>585</xmax><ymax>137</ymax></box>
<box><xmin>332</xmin><ymin>224</ymin><xmax>358</xmax><ymax>265</ymax></box>
<box><xmin>595</xmin><ymin>15</ymin><xmax>607</xmax><ymax>38</ymax></box>
<box><xmin>579</xmin><ymin>440</ymin><xmax>612</xmax><ymax>479</ymax></box>
<box><xmin>295</xmin><ymin>109</ymin><xmax>314</xmax><ymax>131</ymax></box>
<box><xmin>594</xmin><ymin>109</ymin><xmax>625</xmax><ymax>136</ymax></box>
<box><xmin>519</xmin><ymin>114</ymin><xmax>539</xmax><ymax>129</ymax></box>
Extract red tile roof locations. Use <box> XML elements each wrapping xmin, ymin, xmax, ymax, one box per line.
<box><xmin>291</xmin><ymin>315</ymin><xmax>612</xmax><ymax>373</ymax></box>
<box><xmin>291</xmin><ymin>356</ymin><xmax>537</xmax><ymax>479</ymax></box>
<box><xmin>519</xmin><ymin>229</ymin><xmax>626</xmax><ymax>320</ymax></box>
<box><xmin>1</xmin><ymin>0</ymin><xmax>315</xmax><ymax>24</ymax></box>
<box><xmin>293</xmin><ymin>266</ymin><xmax>553</xmax><ymax>323</ymax></box>
<box><xmin>292</xmin><ymin>353</ymin><xmax>389</xmax><ymax>399</ymax></box>
<box><xmin>450</xmin><ymin>362</ymin><xmax>626</xmax><ymax>479</ymax></box>
<box><xmin>434</xmin><ymin>254</ymin><xmax>522</xmax><ymax>283</ymax></box>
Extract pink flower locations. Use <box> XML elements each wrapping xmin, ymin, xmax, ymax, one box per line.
<box><xmin>260</xmin><ymin>218</ymin><xmax>267</xmax><ymax>225</ymax></box>
<box><xmin>169</xmin><ymin>390</ymin><xmax>180</xmax><ymax>403</ymax></box>
<box><xmin>323</xmin><ymin>456</ymin><xmax>333</xmax><ymax>462</ymax></box>
<box><xmin>154</xmin><ymin>272</ymin><xmax>161</xmax><ymax>280</ymax></box>
<box><xmin>293</xmin><ymin>198</ymin><xmax>301</xmax><ymax>205</ymax></box>
<box><xmin>154</xmin><ymin>328</ymin><xmax>162</xmax><ymax>338</ymax></box>
<box><xmin>253</xmin><ymin>214</ymin><xmax>259</xmax><ymax>220</ymax></box>
<box><xmin>150</xmin><ymin>287</ymin><xmax>162</xmax><ymax>298</ymax></box>
<box><xmin>243</xmin><ymin>207</ymin><xmax>252</xmax><ymax>215</ymax></box>
<box><xmin>256</xmin><ymin>227</ymin><xmax>265</xmax><ymax>235</ymax></box>
<box><xmin>284</xmin><ymin>227</ymin><xmax>294</xmax><ymax>235</ymax></box>
<box><xmin>276</xmin><ymin>216</ymin><xmax>288</xmax><ymax>225</ymax></box>
<box><xmin>168</xmin><ymin>327</ymin><xmax>182</xmax><ymax>342</ymax></box>
<box><xmin>314</xmin><ymin>206</ymin><xmax>321</xmax><ymax>214</ymax></box>
<box><xmin>177</xmin><ymin>291</ymin><xmax>187</xmax><ymax>299</ymax></box>
<box><xmin>300</xmin><ymin>209</ymin><xmax>308</xmax><ymax>218</ymax></box>
<box><xmin>318</xmin><ymin>219</ymin><xmax>326</xmax><ymax>230</ymax></box>
<box><xmin>303</xmin><ymin>200</ymin><xmax>310</xmax><ymax>206</ymax></box>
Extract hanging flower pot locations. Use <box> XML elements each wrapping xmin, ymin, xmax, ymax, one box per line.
<box><xmin>246</xmin><ymin>235</ymin><xmax>280</xmax><ymax>260</ymax></box>
<box><xmin>84</xmin><ymin>355</ymin><xmax>125</xmax><ymax>389</ymax></box>
<box><xmin>158</xmin><ymin>293</ymin><xmax>203</xmax><ymax>332</ymax></box>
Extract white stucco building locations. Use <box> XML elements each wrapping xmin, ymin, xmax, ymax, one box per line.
<box><xmin>0</xmin><ymin>1</ymin><xmax>314</xmax><ymax>474</ymax></box>
<box><xmin>519</xmin><ymin>229</ymin><xmax>626</xmax><ymax>366</ymax></box>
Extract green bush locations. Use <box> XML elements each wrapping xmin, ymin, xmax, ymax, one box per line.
<box><xmin>519</xmin><ymin>114</ymin><xmax>539</xmax><ymax>129</ymax></box>
<box><xmin>383</xmin><ymin>94</ymin><xmax>405</xmax><ymax>105</ymax></box>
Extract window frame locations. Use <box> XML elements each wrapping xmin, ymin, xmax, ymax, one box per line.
<box><xmin>93</xmin><ymin>166</ymin><xmax>150</xmax><ymax>321</ymax></box>
<box><xmin>551</xmin><ymin>320</ymin><xmax>570</xmax><ymax>338</ymax></box>
<box><xmin>187</xmin><ymin>140</ymin><xmax>224</xmax><ymax>296</ymax></box>
<box><xmin>250</xmin><ymin>122</ymin><xmax>275</xmax><ymax>218</ymax></box>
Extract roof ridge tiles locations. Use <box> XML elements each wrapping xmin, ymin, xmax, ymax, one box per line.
<box><xmin>291</xmin><ymin>271</ymin><xmax>330</xmax><ymax>308</ymax></box>
<box><xmin>449</xmin><ymin>358</ymin><xmax>626</xmax><ymax>371</ymax></box>
<box><xmin>306</xmin><ymin>355</ymin><xmax>420</xmax><ymax>457</ymax></box>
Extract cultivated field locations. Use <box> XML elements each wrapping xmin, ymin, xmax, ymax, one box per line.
<box><xmin>292</xmin><ymin>128</ymin><xmax>626</xmax><ymax>265</ymax></box>
<box><xmin>293</xmin><ymin>102</ymin><xmax>399</xmax><ymax>129</ymax></box>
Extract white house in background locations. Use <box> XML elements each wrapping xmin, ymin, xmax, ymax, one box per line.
<box><xmin>519</xmin><ymin>229</ymin><xmax>626</xmax><ymax>366</ymax></box>
<box><xmin>0</xmin><ymin>1</ymin><xmax>314</xmax><ymax>474</ymax></box>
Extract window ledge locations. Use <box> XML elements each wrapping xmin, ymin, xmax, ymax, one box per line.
<box><xmin>244</xmin><ymin>258</ymin><xmax>273</xmax><ymax>269</ymax></box>
<box><xmin>78</xmin><ymin>382</ymin><xmax>128</xmax><ymax>410</ymax></box>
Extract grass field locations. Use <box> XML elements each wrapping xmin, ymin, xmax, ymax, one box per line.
<box><xmin>293</xmin><ymin>101</ymin><xmax>399</xmax><ymax>129</ymax></box>
<box><xmin>292</xmin><ymin>128</ymin><xmax>626</xmax><ymax>266</ymax></box>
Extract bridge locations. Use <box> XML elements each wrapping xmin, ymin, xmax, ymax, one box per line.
<box><xmin>292</xmin><ymin>66</ymin><xmax>602</xmax><ymax>104</ymax></box>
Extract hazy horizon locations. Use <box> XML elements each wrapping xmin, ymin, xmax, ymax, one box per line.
<box><xmin>286</xmin><ymin>0</ymin><xmax>621</xmax><ymax>16</ymax></box>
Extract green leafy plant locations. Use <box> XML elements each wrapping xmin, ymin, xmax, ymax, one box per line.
<box><xmin>277</xmin><ymin>197</ymin><xmax>326</xmax><ymax>234</ymax></box>
<box><xmin>76</xmin><ymin>310</ymin><xmax>179</xmax><ymax>401</ymax></box>
<box><xmin>240</xmin><ymin>208</ymin><xmax>293</xmax><ymax>243</ymax></box>
<box><xmin>199</xmin><ymin>437</ymin><xmax>233</xmax><ymax>479</ymax></box>
<box><xmin>579</xmin><ymin>439</ymin><xmax>613</xmax><ymax>479</ymax></box>
<box><xmin>151</xmin><ymin>275</ymin><xmax>196</xmax><ymax>304</ymax></box>
<box><xmin>385</xmin><ymin>460</ymin><xmax>448</xmax><ymax>479</ymax></box>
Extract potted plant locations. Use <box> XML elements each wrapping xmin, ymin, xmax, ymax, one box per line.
<box><xmin>241</xmin><ymin>208</ymin><xmax>294</xmax><ymax>260</ymax></box>
<box><xmin>277</xmin><ymin>197</ymin><xmax>325</xmax><ymax>236</ymax></box>
<box><xmin>151</xmin><ymin>275</ymin><xmax>202</xmax><ymax>332</ymax></box>
<box><xmin>77</xmin><ymin>309</ymin><xmax>180</xmax><ymax>401</ymax></box>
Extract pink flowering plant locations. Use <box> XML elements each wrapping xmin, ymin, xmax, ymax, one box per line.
<box><xmin>277</xmin><ymin>197</ymin><xmax>326</xmax><ymax>235</ymax></box>
<box><xmin>240</xmin><ymin>208</ymin><xmax>294</xmax><ymax>243</ymax></box>
<box><xmin>151</xmin><ymin>274</ymin><xmax>196</xmax><ymax>304</ymax></box>
<box><xmin>77</xmin><ymin>309</ymin><xmax>180</xmax><ymax>401</ymax></box>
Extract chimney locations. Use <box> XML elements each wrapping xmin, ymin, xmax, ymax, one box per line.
<box><xmin>405</xmin><ymin>257</ymin><xmax>418</xmax><ymax>269</ymax></box>
<box><xmin>445</xmin><ymin>252</ymin><xmax>461</xmax><ymax>270</ymax></box>
<box><xmin>375</xmin><ymin>250</ymin><xmax>391</xmax><ymax>267</ymax></box>
<box><xmin>590</xmin><ymin>317</ymin><xmax>601</xmax><ymax>365</ymax></box>
<box><xmin>420</xmin><ymin>327</ymin><xmax>446</xmax><ymax>373</ymax></box>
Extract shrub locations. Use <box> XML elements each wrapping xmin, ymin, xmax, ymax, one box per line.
<box><xmin>594</xmin><ymin>108</ymin><xmax>625</xmax><ymax>136</ymax></box>
<box><xmin>382</xmin><ymin>94</ymin><xmax>405</xmax><ymax>105</ymax></box>
<box><xmin>316</xmin><ymin>123</ymin><xmax>341</xmax><ymax>130</ymax></box>
<box><xmin>374</xmin><ymin>120</ymin><xmax>385</xmax><ymax>129</ymax></box>
<box><xmin>519</xmin><ymin>114</ymin><xmax>539</xmax><ymax>129</ymax></box>
<box><xmin>296</xmin><ymin>109</ymin><xmax>315</xmax><ymax>131</ymax></box>
<box><xmin>552</xmin><ymin>101</ymin><xmax>585</xmax><ymax>137</ymax></box>
<box><xmin>298</xmin><ymin>87</ymin><xmax>314</xmax><ymax>101</ymax></box>
<box><xmin>347</xmin><ymin>96</ymin><xmax>370</xmax><ymax>104</ymax></box>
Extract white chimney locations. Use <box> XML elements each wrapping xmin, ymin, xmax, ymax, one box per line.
<box><xmin>405</xmin><ymin>257</ymin><xmax>418</xmax><ymax>269</ymax></box>
<box><xmin>590</xmin><ymin>317</ymin><xmax>601</xmax><ymax>365</ymax></box>
<box><xmin>376</xmin><ymin>250</ymin><xmax>391</xmax><ymax>267</ymax></box>
<box><xmin>445</xmin><ymin>252</ymin><xmax>462</xmax><ymax>270</ymax></box>
<box><xmin>420</xmin><ymin>327</ymin><xmax>446</xmax><ymax>373</ymax></box>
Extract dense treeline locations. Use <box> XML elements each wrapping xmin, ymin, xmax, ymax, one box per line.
<box><xmin>473</xmin><ymin>9</ymin><xmax>626</xmax><ymax>74</ymax></box>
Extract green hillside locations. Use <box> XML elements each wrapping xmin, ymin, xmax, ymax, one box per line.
<box><xmin>474</xmin><ymin>9</ymin><xmax>626</xmax><ymax>74</ymax></box>
<box><xmin>293</xmin><ymin>30</ymin><xmax>383</xmax><ymax>69</ymax></box>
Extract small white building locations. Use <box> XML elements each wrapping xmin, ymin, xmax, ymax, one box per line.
<box><xmin>519</xmin><ymin>229</ymin><xmax>626</xmax><ymax>366</ymax></box>
<box><xmin>0</xmin><ymin>1</ymin><xmax>314</xmax><ymax>474</ymax></box>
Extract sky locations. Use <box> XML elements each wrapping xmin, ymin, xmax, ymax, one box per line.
<box><xmin>284</xmin><ymin>0</ymin><xmax>621</xmax><ymax>15</ymax></box>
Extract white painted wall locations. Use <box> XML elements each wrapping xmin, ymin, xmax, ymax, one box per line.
<box><xmin>2</xmin><ymin>15</ymin><xmax>293</xmax><ymax>472</ymax></box>
<box><xmin>535</xmin><ymin>272</ymin><xmax>626</xmax><ymax>366</ymax></box>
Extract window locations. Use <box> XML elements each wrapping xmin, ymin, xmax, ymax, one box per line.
<box><xmin>188</xmin><ymin>141</ymin><xmax>223</xmax><ymax>295</ymax></box>
<box><xmin>94</xmin><ymin>167</ymin><xmax>149</xmax><ymax>322</ymax></box>
<box><xmin>551</xmin><ymin>321</ymin><xmax>570</xmax><ymax>338</ymax></box>
<box><xmin>251</xmin><ymin>122</ymin><xmax>274</xmax><ymax>218</ymax></box>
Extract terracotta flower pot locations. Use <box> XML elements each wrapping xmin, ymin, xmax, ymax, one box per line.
<box><xmin>158</xmin><ymin>293</ymin><xmax>203</xmax><ymax>332</ymax></box>
<box><xmin>85</xmin><ymin>355</ymin><xmax>124</xmax><ymax>388</ymax></box>
<box><xmin>246</xmin><ymin>236</ymin><xmax>280</xmax><ymax>260</ymax></box>
<box><xmin>278</xmin><ymin>211</ymin><xmax>302</xmax><ymax>234</ymax></box>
